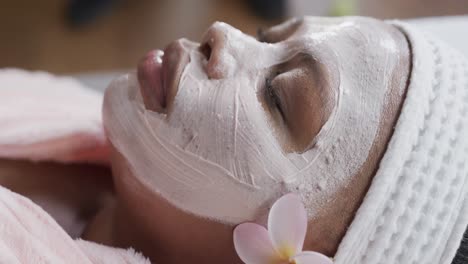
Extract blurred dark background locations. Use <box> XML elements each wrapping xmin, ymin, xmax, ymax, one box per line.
<box><xmin>1</xmin><ymin>0</ymin><xmax>467</xmax><ymax>74</ymax></box>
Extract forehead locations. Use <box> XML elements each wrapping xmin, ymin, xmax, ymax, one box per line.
<box><xmin>276</xmin><ymin>16</ymin><xmax>393</xmax><ymax>52</ymax></box>
<box><xmin>283</xmin><ymin>17</ymin><xmax>384</xmax><ymax>38</ymax></box>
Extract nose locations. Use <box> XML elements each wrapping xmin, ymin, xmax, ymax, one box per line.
<box><xmin>199</xmin><ymin>22</ymin><xmax>244</xmax><ymax>79</ymax></box>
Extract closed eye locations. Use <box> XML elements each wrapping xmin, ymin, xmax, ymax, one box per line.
<box><xmin>257</xmin><ymin>28</ymin><xmax>267</xmax><ymax>43</ymax></box>
<box><xmin>260</xmin><ymin>50</ymin><xmax>338</xmax><ymax>152</ymax></box>
<box><xmin>265</xmin><ymin>76</ymin><xmax>285</xmax><ymax>119</ymax></box>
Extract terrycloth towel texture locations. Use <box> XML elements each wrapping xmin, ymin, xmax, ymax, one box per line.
<box><xmin>335</xmin><ymin>22</ymin><xmax>468</xmax><ymax>264</ymax></box>
<box><xmin>0</xmin><ymin>186</ymin><xmax>149</xmax><ymax>264</ymax></box>
<box><xmin>0</xmin><ymin>69</ymin><xmax>109</xmax><ymax>164</ymax></box>
<box><xmin>0</xmin><ymin>69</ymin><xmax>148</xmax><ymax>263</ymax></box>
<box><xmin>2</xmin><ymin>20</ymin><xmax>468</xmax><ymax>263</ymax></box>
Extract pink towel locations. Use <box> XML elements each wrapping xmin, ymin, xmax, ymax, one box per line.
<box><xmin>0</xmin><ymin>69</ymin><xmax>109</xmax><ymax>164</ymax></box>
<box><xmin>0</xmin><ymin>69</ymin><xmax>149</xmax><ymax>263</ymax></box>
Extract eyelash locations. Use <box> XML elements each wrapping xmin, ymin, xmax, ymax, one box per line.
<box><xmin>257</xmin><ymin>30</ymin><xmax>266</xmax><ymax>43</ymax></box>
<box><xmin>266</xmin><ymin>77</ymin><xmax>285</xmax><ymax>118</ymax></box>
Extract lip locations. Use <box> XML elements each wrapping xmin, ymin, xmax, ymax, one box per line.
<box><xmin>137</xmin><ymin>49</ymin><xmax>164</xmax><ymax>112</ymax></box>
<box><xmin>137</xmin><ymin>39</ymin><xmax>194</xmax><ymax>113</ymax></box>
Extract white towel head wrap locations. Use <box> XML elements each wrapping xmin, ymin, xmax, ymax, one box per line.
<box><xmin>335</xmin><ymin>21</ymin><xmax>468</xmax><ymax>264</ymax></box>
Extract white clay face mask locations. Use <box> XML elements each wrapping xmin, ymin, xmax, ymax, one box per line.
<box><xmin>103</xmin><ymin>18</ymin><xmax>401</xmax><ymax>224</ymax></box>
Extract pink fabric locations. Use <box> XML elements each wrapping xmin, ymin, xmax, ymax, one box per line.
<box><xmin>0</xmin><ymin>69</ymin><xmax>148</xmax><ymax>263</ymax></box>
<box><xmin>0</xmin><ymin>69</ymin><xmax>109</xmax><ymax>164</ymax></box>
<box><xmin>0</xmin><ymin>185</ymin><xmax>149</xmax><ymax>264</ymax></box>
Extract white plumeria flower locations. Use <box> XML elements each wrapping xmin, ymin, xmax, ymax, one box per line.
<box><xmin>233</xmin><ymin>193</ymin><xmax>333</xmax><ymax>264</ymax></box>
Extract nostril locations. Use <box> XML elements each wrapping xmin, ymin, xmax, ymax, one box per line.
<box><xmin>199</xmin><ymin>42</ymin><xmax>212</xmax><ymax>61</ymax></box>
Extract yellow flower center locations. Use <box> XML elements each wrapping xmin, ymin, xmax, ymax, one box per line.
<box><xmin>269</xmin><ymin>245</ymin><xmax>297</xmax><ymax>264</ymax></box>
<box><xmin>277</xmin><ymin>245</ymin><xmax>296</xmax><ymax>260</ymax></box>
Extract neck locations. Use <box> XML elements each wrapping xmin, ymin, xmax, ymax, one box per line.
<box><xmin>108</xmin><ymin>146</ymin><xmax>241</xmax><ymax>263</ymax></box>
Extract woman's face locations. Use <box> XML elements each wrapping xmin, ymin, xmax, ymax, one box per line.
<box><xmin>104</xmin><ymin>16</ymin><xmax>408</xmax><ymax>224</ymax></box>
<box><xmin>138</xmin><ymin>17</ymin><xmax>339</xmax><ymax>152</ymax></box>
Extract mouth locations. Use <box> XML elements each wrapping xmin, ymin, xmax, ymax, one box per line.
<box><xmin>137</xmin><ymin>39</ymin><xmax>195</xmax><ymax>113</ymax></box>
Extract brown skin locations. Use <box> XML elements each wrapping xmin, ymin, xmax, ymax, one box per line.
<box><xmin>303</xmin><ymin>26</ymin><xmax>411</xmax><ymax>253</ymax></box>
<box><xmin>263</xmin><ymin>51</ymin><xmax>339</xmax><ymax>152</ymax></box>
<box><xmin>257</xmin><ymin>18</ymin><xmax>340</xmax><ymax>153</ymax></box>
<box><xmin>0</xmin><ymin>18</ymin><xmax>411</xmax><ymax>264</ymax></box>
<box><xmin>87</xmin><ymin>19</ymin><xmax>412</xmax><ymax>263</ymax></box>
<box><xmin>0</xmin><ymin>159</ymin><xmax>113</xmax><ymax>238</ymax></box>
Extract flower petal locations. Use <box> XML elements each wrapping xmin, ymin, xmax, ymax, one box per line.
<box><xmin>292</xmin><ymin>251</ymin><xmax>334</xmax><ymax>264</ymax></box>
<box><xmin>233</xmin><ymin>223</ymin><xmax>279</xmax><ymax>264</ymax></box>
<box><xmin>268</xmin><ymin>193</ymin><xmax>307</xmax><ymax>258</ymax></box>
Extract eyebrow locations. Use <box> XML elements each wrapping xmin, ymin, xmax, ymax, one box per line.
<box><xmin>274</xmin><ymin>51</ymin><xmax>320</xmax><ymax>74</ymax></box>
<box><xmin>256</xmin><ymin>19</ymin><xmax>303</xmax><ymax>44</ymax></box>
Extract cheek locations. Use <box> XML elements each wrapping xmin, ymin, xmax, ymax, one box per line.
<box><xmin>166</xmin><ymin>72</ymin><xmax>295</xmax><ymax>186</ymax></box>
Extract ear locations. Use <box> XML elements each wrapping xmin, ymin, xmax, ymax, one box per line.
<box><xmin>0</xmin><ymin>69</ymin><xmax>109</xmax><ymax>165</ymax></box>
